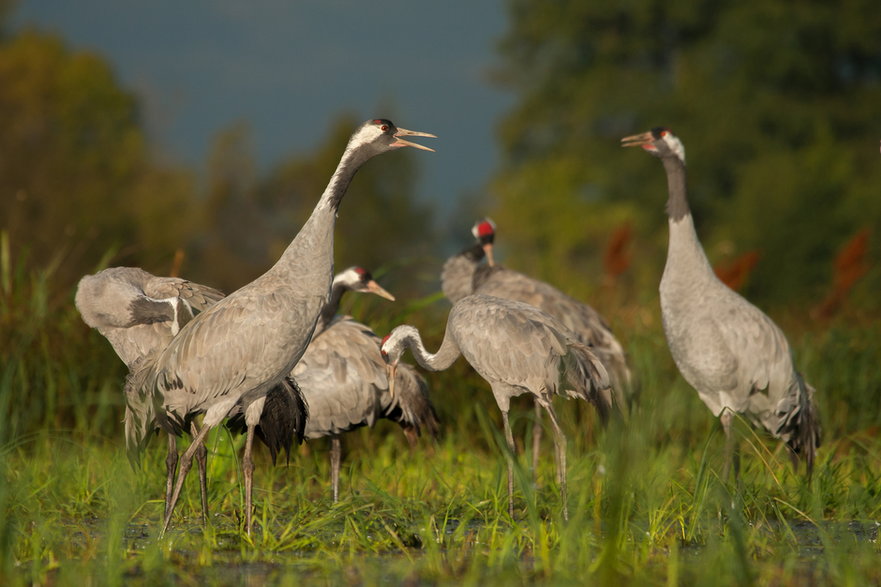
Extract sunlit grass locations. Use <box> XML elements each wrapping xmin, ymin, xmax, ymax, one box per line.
<box><xmin>2</xmin><ymin>248</ymin><xmax>881</xmax><ymax>584</ymax></box>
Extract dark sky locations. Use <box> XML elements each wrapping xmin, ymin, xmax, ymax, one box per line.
<box><xmin>11</xmin><ymin>1</ymin><xmax>513</xmax><ymax>219</ymax></box>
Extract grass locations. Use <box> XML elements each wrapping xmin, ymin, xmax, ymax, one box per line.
<box><xmin>2</xmin><ymin>244</ymin><xmax>881</xmax><ymax>585</ymax></box>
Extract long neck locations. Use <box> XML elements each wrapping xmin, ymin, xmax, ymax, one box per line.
<box><xmin>272</xmin><ymin>144</ymin><xmax>373</xmax><ymax>277</ymax></box>
<box><xmin>661</xmin><ymin>156</ymin><xmax>714</xmax><ymax>279</ymax></box>
<box><xmin>316</xmin><ymin>280</ymin><xmax>348</xmax><ymax>333</ymax></box>
<box><xmin>402</xmin><ymin>327</ymin><xmax>461</xmax><ymax>372</ymax></box>
<box><xmin>663</xmin><ymin>155</ymin><xmax>690</xmax><ymax>221</ymax></box>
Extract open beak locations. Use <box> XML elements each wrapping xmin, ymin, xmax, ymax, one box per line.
<box><xmin>393</xmin><ymin>127</ymin><xmax>437</xmax><ymax>152</ymax></box>
<box><xmin>366</xmin><ymin>280</ymin><xmax>396</xmax><ymax>302</ymax></box>
<box><xmin>386</xmin><ymin>363</ymin><xmax>398</xmax><ymax>399</ymax></box>
<box><xmin>620</xmin><ymin>131</ymin><xmax>654</xmax><ymax>148</ymax></box>
<box><xmin>483</xmin><ymin>242</ymin><xmax>495</xmax><ymax>267</ymax></box>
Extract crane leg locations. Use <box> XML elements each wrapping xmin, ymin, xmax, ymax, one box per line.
<box><xmin>164</xmin><ymin>434</ymin><xmax>178</xmax><ymax>520</ymax></box>
<box><xmin>532</xmin><ymin>399</ymin><xmax>542</xmax><ymax>485</ymax></box>
<box><xmin>243</xmin><ymin>425</ymin><xmax>256</xmax><ymax>536</ymax></box>
<box><xmin>543</xmin><ymin>402</ymin><xmax>569</xmax><ymax>522</ymax></box>
<box><xmin>501</xmin><ymin>410</ymin><xmax>516</xmax><ymax>518</ymax></box>
<box><xmin>330</xmin><ymin>436</ymin><xmax>341</xmax><ymax>503</ymax></box>
<box><xmin>161</xmin><ymin>423</ymin><xmax>213</xmax><ymax>538</ymax></box>
<box><xmin>720</xmin><ymin>410</ymin><xmax>740</xmax><ymax>481</ymax></box>
<box><xmin>190</xmin><ymin>421</ymin><xmax>209</xmax><ymax>525</ymax></box>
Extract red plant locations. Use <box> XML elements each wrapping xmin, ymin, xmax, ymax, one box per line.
<box><xmin>814</xmin><ymin>229</ymin><xmax>870</xmax><ymax>319</ymax></box>
<box><xmin>714</xmin><ymin>250</ymin><xmax>761</xmax><ymax>291</ymax></box>
<box><xmin>603</xmin><ymin>223</ymin><xmax>632</xmax><ymax>280</ymax></box>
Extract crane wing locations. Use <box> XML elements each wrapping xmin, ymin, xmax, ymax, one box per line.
<box><xmin>450</xmin><ymin>295</ymin><xmax>571</xmax><ymax>396</ymax></box>
<box><xmin>293</xmin><ymin>318</ymin><xmax>385</xmax><ymax>437</ymax></box>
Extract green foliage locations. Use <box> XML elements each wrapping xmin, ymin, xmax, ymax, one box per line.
<box><xmin>491</xmin><ymin>0</ymin><xmax>881</xmax><ymax>307</ymax></box>
<box><xmin>2</xmin><ymin>246</ymin><xmax>881</xmax><ymax>584</ymax></box>
<box><xmin>0</xmin><ymin>29</ymin><xmax>195</xmax><ymax>289</ymax></box>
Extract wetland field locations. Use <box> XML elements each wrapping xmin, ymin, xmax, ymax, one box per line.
<box><xmin>2</xmin><ymin>259</ymin><xmax>880</xmax><ymax>586</ymax></box>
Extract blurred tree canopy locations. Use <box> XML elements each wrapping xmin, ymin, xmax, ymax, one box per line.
<box><xmin>0</xmin><ymin>26</ymin><xmax>437</xmax><ymax>301</ymax></box>
<box><xmin>491</xmin><ymin>0</ymin><xmax>881</xmax><ymax>309</ymax></box>
<box><xmin>0</xmin><ymin>29</ymin><xmax>195</xmax><ymax>288</ymax></box>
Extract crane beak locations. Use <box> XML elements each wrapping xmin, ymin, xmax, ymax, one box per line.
<box><xmin>620</xmin><ymin>131</ymin><xmax>654</xmax><ymax>149</ymax></box>
<box><xmin>366</xmin><ymin>280</ymin><xmax>396</xmax><ymax>302</ymax></box>
<box><xmin>393</xmin><ymin>128</ymin><xmax>437</xmax><ymax>152</ymax></box>
<box><xmin>386</xmin><ymin>363</ymin><xmax>398</xmax><ymax>398</ymax></box>
<box><xmin>483</xmin><ymin>242</ymin><xmax>495</xmax><ymax>267</ymax></box>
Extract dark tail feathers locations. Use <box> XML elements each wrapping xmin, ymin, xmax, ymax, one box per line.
<box><xmin>563</xmin><ymin>342</ymin><xmax>615</xmax><ymax>424</ymax></box>
<box><xmin>780</xmin><ymin>373</ymin><xmax>821</xmax><ymax>479</ymax></box>
<box><xmin>227</xmin><ymin>377</ymin><xmax>309</xmax><ymax>464</ymax></box>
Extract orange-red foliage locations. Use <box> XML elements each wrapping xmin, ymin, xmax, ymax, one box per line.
<box><xmin>814</xmin><ymin>229</ymin><xmax>870</xmax><ymax>319</ymax></box>
<box><xmin>603</xmin><ymin>224</ymin><xmax>632</xmax><ymax>280</ymax></box>
<box><xmin>714</xmin><ymin>250</ymin><xmax>761</xmax><ymax>291</ymax></box>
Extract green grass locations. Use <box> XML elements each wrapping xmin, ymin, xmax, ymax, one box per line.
<box><xmin>2</xmin><ymin>245</ymin><xmax>881</xmax><ymax>585</ymax></box>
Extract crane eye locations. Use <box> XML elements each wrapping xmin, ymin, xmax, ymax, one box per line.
<box><xmin>380</xmin><ymin>124</ymin><xmax>389</xmax><ymax>132</ymax></box>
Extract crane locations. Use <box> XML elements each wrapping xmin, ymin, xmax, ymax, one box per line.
<box><xmin>134</xmin><ymin>119</ymin><xmax>435</xmax><ymax>535</ymax></box>
<box><xmin>381</xmin><ymin>293</ymin><xmax>612</xmax><ymax>520</ymax></box>
<box><xmin>469</xmin><ymin>218</ymin><xmax>631</xmax><ymax>394</ymax></box>
<box><xmin>75</xmin><ymin>266</ymin><xmax>301</xmax><ymax>523</ymax></box>
<box><xmin>621</xmin><ymin>127</ymin><xmax>820</xmax><ymax>478</ymax></box>
<box><xmin>75</xmin><ymin>267</ymin><xmax>222</xmax><ymax>521</ymax></box>
<box><xmin>227</xmin><ymin>266</ymin><xmax>440</xmax><ymax>502</ymax></box>
<box><xmin>441</xmin><ymin>219</ymin><xmax>631</xmax><ymax>473</ymax></box>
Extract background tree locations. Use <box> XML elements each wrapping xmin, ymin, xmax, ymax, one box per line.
<box><xmin>0</xmin><ymin>29</ymin><xmax>194</xmax><ymax>288</ymax></box>
<box><xmin>491</xmin><ymin>0</ymin><xmax>881</xmax><ymax>309</ymax></box>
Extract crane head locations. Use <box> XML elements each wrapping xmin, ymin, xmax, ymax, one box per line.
<box><xmin>349</xmin><ymin>119</ymin><xmax>436</xmax><ymax>154</ymax></box>
<box><xmin>380</xmin><ymin>331</ymin><xmax>401</xmax><ymax>398</ymax></box>
<box><xmin>621</xmin><ymin>127</ymin><xmax>686</xmax><ymax>165</ymax></box>
<box><xmin>471</xmin><ymin>218</ymin><xmax>497</xmax><ymax>266</ymax></box>
<box><xmin>334</xmin><ymin>266</ymin><xmax>396</xmax><ymax>301</ymax></box>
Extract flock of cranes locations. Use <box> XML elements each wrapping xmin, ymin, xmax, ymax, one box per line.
<box><xmin>75</xmin><ymin>119</ymin><xmax>820</xmax><ymax>534</ymax></box>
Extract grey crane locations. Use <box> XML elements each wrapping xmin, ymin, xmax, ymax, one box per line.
<box><xmin>289</xmin><ymin>266</ymin><xmax>439</xmax><ymax>502</ymax></box>
<box><xmin>75</xmin><ymin>266</ymin><xmax>224</xmax><ymax>520</ymax></box>
<box><xmin>75</xmin><ymin>267</ymin><xmax>300</xmax><ymax>523</ymax></box>
<box><xmin>621</xmin><ymin>127</ymin><xmax>820</xmax><ymax>478</ymax></box>
<box><xmin>381</xmin><ymin>294</ymin><xmax>612</xmax><ymax>520</ymax></box>
<box><xmin>441</xmin><ymin>219</ymin><xmax>631</xmax><ymax>472</ymax></box>
<box><xmin>228</xmin><ymin>265</ymin><xmax>438</xmax><ymax>501</ymax></box>
<box><xmin>469</xmin><ymin>219</ymin><xmax>631</xmax><ymax>394</ymax></box>
<box><xmin>133</xmin><ymin>119</ymin><xmax>435</xmax><ymax>536</ymax></box>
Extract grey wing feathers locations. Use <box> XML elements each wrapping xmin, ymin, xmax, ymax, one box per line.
<box><xmin>441</xmin><ymin>244</ymin><xmax>483</xmax><ymax>304</ymax></box>
<box><xmin>75</xmin><ymin>267</ymin><xmax>225</xmax><ymax>368</ymax></box>
<box><xmin>294</xmin><ymin>318</ymin><xmax>387</xmax><ymax>438</ymax></box>
<box><xmin>450</xmin><ymin>295</ymin><xmax>596</xmax><ymax>399</ymax></box>
<box><xmin>473</xmin><ymin>265</ymin><xmax>631</xmax><ymax>389</ymax></box>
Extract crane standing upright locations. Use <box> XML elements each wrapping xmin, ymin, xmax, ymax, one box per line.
<box><xmin>622</xmin><ymin>127</ymin><xmax>820</xmax><ymax>477</ymax></box>
<box><xmin>132</xmin><ymin>119</ymin><xmax>435</xmax><ymax>535</ymax></box>
<box><xmin>381</xmin><ymin>294</ymin><xmax>612</xmax><ymax>520</ymax></box>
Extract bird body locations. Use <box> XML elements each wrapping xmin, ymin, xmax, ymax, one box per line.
<box><xmin>443</xmin><ymin>220</ymin><xmax>632</xmax><ymax>395</ymax></box>
<box><xmin>382</xmin><ymin>293</ymin><xmax>611</xmax><ymax>519</ymax></box>
<box><xmin>136</xmin><ymin>119</ymin><xmax>434</xmax><ymax>534</ymax></box>
<box><xmin>75</xmin><ymin>266</ymin><xmax>227</xmax><ymax>522</ymax></box>
<box><xmin>75</xmin><ymin>266</ymin><xmax>224</xmax><ymax>369</ymax></box>
<box><xmin>289</xmin><ymin>267</ymin><xmax>438</xmax><ymax>501</ymax></box>
<box><xmin>440</xmin><ymin>243</ymin><xmax>483</xmax><ymax>304</ymax></box>
<box><xmin>296</xmin><ymin>317</ymin><xmax>437</xmax><ymax>439</ymax></box>
<box><xmin>622</xmin><ymin>127</ymin><xmax>819</xmax><ymax>475</ymax></box>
